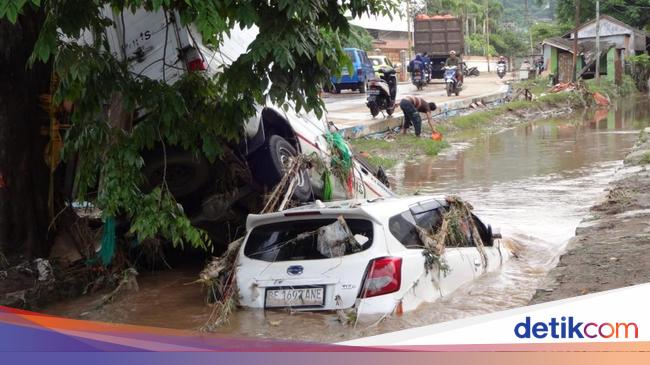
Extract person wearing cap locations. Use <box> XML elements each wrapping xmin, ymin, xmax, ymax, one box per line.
<box><xmin>445</xmin><ymin>50</ymin><xmax>463</xmax><ymax>83</ymax></box>
<box><xmin>445</xmin><ymin>50</ymin><xmax>460</xmax><ymax>67</ymax></box>
<box><xmin>398</xmin><ymin>96</ymin><xmax>437</xmax><ymax>137</ymax></box>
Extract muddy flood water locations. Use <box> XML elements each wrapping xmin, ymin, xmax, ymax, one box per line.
<box><xmin>45</xmin><ymin>96</ymin><xmax>650</xmax><ymax>343</ymax></box>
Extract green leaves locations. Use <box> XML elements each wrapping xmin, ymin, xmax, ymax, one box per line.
<box><xmin>13</xmin><ymin>0</ymin><xmax>398</xmax><ymax>252</ymax></box>
<box><xmin>0</xmin><ymin>0</ymin><xmax>39</xmax><ymax>23</ymax></box>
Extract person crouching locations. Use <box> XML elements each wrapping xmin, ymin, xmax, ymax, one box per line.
<box><xmin>398</xmin><ymin>96</ymin><xmax>436</xmax><ymax>137</ymax></box>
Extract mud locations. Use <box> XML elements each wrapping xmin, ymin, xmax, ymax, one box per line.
<box><xmin>531</xmin><ymin>128</ymin><xmax>650</xmax><ymax>304</ymax></box>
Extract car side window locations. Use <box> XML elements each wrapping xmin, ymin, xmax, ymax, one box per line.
<box><xmin>361</xmin><ymin>51</ymin><xmax>370</xmax><ymax>66</ymax></box>
<box><xmin>388</xmin><ymin>208</ymin><xmax>444</xmax><ymax>249</ymax></box>
<box><xmin>471</xmin><ymin>214</ymin><xmax>493</xmax><ymax>247</ymax></box>
<box><xmin>353</xmin><ymin>50</ymin><xmax>361</xmax><ymax>64</ymax></box>
<box><xmin>388</xmin><ymin>210</ymin><xmax>420</xmax><ymax>248</ymax></box>
<box><xmin>389</xmin><ymin>206</ymin><xmax>490</xmax><ymax>249</ymax></box>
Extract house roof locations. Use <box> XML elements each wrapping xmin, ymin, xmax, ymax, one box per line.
<box><xmin>372</xmin><ymin>38</ymin><xmax>409</xmax><ymax>50</ymax></box>
<box><xmin>541</xmin><ymin>37</ymin><xmax>616</xmax><ymax>57</ymax></box>
<box><xmin>563</xmin><ymin>15</ymin><xmax>647</xmax><ymax>38</ymax></box>
<box><xmin>541</xmin><ymin>37</ymin><xmax>575</xmax><ymax>52</ymax></box>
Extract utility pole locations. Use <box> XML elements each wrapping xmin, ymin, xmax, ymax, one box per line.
<box><xmin>572</xmin><ymin>0</ymin><xmax>580</xmax><ymax>82</ymax></box>
<box><xmin>407</xmin><ymin>0</ymin><xmax>413</xmax><ymax>60</ymax></box>
<box><xmin>595</xmin><ymin>0</ymin><xmax>601</xmax><ymax>82</ymax></box>
<box><xmin>526</xmin><ymin>0</ymin><xmax>534</xmax><ymax>58</ymax></box>
<box><xmin>485</xmin><ymin>0</ymin><xmax>490</xmax><ymax>72</ymax></box>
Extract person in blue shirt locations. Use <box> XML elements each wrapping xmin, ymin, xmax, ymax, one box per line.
<box><xmin>408</xmin><ymin>54</ymin><xmax>424</xmax><ymax>73</ymax></box>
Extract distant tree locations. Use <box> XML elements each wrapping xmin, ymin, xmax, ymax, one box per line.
<box><xmin>556</xmin><ymin>0</ymin><xmax>650</xmax><ymax>30</ymax></box>
<box><xmin>341</xmin><ymin>25</ymin><xmax>376</xmax><ymax>51</ymax></box>
<box><xmin>491</xmin><ymin>30</ymin><xmax>529</xmax><ymax>56</ymax></box>
<box><xmin>530</xmin><ymin>21</ymin><xmax>572</xmax><ymax>44</ymax></box>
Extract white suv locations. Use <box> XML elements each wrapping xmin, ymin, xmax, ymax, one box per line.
<box><xmin>235</xmin><ymin>196</ymin><xmax>510</xmax><ymax>317</ymax></box>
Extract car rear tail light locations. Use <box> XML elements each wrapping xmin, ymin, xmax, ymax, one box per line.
<box><xmin>357</xmin><ymin>68</ymin><xmax>363</xmax><ymax>76</ymax></box>
<box><xmin>183</xmin><ymin>47</ymin><xmax>207</xmax><ymax>71</ymax></box>
<box><xmin>360</xmin><ymin>257</ymin><xmax>402</xmax><ymax>298</ymax></box>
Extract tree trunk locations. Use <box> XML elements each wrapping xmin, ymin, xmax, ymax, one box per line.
<box><xmin>0</xmin><ymin>8</ymin><xmax>52</xmax><ymax>257</ymax></box>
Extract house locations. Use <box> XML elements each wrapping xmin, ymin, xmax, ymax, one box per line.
<box><xmin>350</xmin><ymin>12</ymin><xmax>409</xmax><ymax>65</ymax></box>
<box><xmin>541</xmin><ymin>15</ymin><xmax>649</xmax><ymax>84</ymax></box>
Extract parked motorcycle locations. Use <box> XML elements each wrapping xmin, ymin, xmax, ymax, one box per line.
<box><xmin>366</xmin><ymin>66</ymin><xmax>397</xmax><ymax>117</ymax></box>
<box><xmin>461</xmin><ymin>62</ymin><xmax>480</xmax><ymax>77</ymax></box>
<box><xmin>496</xmin><ymin>63</ymin><xmax>506</xmax><ymax>79</ymax></box>
<box><xmin>444</xmin><ymin>66</ymin><xmax>460</xmax><ymax>96</ymax></box>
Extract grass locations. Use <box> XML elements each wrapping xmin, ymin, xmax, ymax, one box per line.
<box><xmin>367</xmin><ymin>155</ymin><xmax>398</xmax><ymax>169</ymax></box>
<box><xmin>350</xmin><ymin>135</ymin><xmax>449</xmax><ymax>161</ymax></box>
<box><xmin>640</xmin><ymin>152</ymin><xmax>650</xmax><ymax>165</ymax></box>
<box><xmin>513</xmin><ymin>78</ymin><xmax>550</xmax><ymax>96</ymax></box>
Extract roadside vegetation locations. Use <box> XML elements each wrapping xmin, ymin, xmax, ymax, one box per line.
<box><xmin>350</xmin><ymin>135</ymin><xmax>449</xmax><ymax>168</ymax></box>
<box><xmin>352</xmin><ymin>71</ymin><xmax>645</xmax><ymax>166</ymax></box>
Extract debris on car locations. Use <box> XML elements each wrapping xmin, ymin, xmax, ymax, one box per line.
<box><xmin>198</xmin><ymin>194</ymin><xmax>515</xmax><ymax>329</ymax></box>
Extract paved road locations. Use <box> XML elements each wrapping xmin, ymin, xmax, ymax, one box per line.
<box><xmin>324</xmin><ymin>73</ymin><xmax>512</xmax><ymax>129</ymax></box>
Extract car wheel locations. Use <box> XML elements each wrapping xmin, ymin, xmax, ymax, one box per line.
<box><xmin>142</xmin><ymin>146</ymin><xmax>212</xmax><ymax>199</ymax></box>
<box><xmin>359</xmin><ymin>80</ymin><xmax>367</xmax><ymax>93</ymax></box>
<box><xmin>334</xmin><ymin>86</ymin><xmax>341</xmax><ymax>94</ymax></box>
<box><xmin>253</xmin><ymin>135</ymin><xmax>312</xmax><ymax>202</ymax></box>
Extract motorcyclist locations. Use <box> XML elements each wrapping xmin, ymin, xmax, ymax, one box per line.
<box><xmin>422</xmin><ymin>52</ymin><xmax>432</xmax><ymax>79</ymax></box>
<box><xmin>535</xmin><ymin>56</ymin><xmax>544</xmax><ymax>75</ymax></box>
<box><xmin>408</xmin><ymin>54</ymin><xmax>424</xmax><ymax>73</ymax></box>
<box><xmin>444</xmin><ymin>50</ymin><xmax>463</xmax><ymax>83</ymax></box>
<box><xmin>497</xmin><ymin>56</ymin><xmax>507</xmax><ymax>72</ymax></box>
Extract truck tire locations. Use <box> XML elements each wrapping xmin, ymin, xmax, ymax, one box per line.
<box><xmin>142</xmin><ymin>146</ymin><xmax>212</xmax><ymax>199</ymax></box>
<box><xmin>252</xmin><ymin>135</ymin><xmax>312</xmax><ymax>202</ymax></box>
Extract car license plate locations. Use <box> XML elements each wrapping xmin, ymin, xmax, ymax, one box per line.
<box><xmin>265</xmin><ymin>286</ymin><xmax>325</xmax><ymax>308</ymax></box>
<box><xmin>368</xmin><ymin>89</ymin><xmax>380</xmax><ymax>95</ymax></box>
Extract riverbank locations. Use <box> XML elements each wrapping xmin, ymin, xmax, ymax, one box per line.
<box><xmin>349</xmin><ymin>77</ymin><xmax>639</xmax><ymax>169</ymax></box>
<box><xmin>530</xmin><ymin>127</ymin><xmax>650</xmax><ymax>304</ymax></box>
<box><xmin>349</xmin><ymin>90</ymin><xmax>580</xmax><ymax>169</ymax></box>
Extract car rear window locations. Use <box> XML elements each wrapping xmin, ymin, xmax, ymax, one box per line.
<box><xmin>244</xmin><ymin>218</ymin><xmax>374</xmax><ymax>262</ymax></box>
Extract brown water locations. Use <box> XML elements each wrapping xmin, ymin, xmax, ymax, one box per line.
<box><xmin>45</xmin><ymin>96</ymin><xmax>650</xmax><ymax>342</ymax></box>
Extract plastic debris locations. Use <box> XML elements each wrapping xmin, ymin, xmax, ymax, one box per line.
<box><xmin>592</xmin><ymin>92</ymin><xmax>610</xmax><ymax>106</ymax></box>
<box><xmin>34</xmin><ymin>258</ymin><xmax>53</xmax><ymax>282</ymax></box>
<box><xmin>316</xmin><ymin>216</ymin><xmax>360</xmax><ymax>258</ymax></box>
